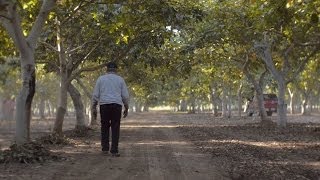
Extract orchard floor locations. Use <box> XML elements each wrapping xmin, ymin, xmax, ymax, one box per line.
<box><xmin>0</xmin><ymin>112</ymin><xmax>320</xmax><ymax>180</ymax></box>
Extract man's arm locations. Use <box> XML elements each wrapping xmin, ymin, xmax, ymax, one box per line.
<box><xmin>123</xmin><ymin>103</ymin><xmax>129</xmax><ymax>118</ymax></box>
<box><xmin>92</xmin><ymin>101</ymin><xmax>98</xmax><ymax>120</ymax></box>
<box><xmin>92</xmin><ymin>78</ymin><xmax>100</xmax><ymax>120</ymax></box>
<box><xmin>121</xmin><ymin>80</ymin><xmax>130</xmax><ymax>118</ymax></box>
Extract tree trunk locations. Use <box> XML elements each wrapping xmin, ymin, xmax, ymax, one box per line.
<box><xmin>196</xmin><ymin>100</ymin><xmax>202</xmax><ymax>113</ymax></box>
<box><xmin>221</xmin><ymin>86</ymin><xmax>228</xmax><ymax>118</ymax></box>
<box><xmin>242</xmin><ymin>57</ymin><xmax>268</xmax><ymax>121</ymax></box>
<box><xmin>180</xmin><ymin>99</ymin><xmax>187</xmax><ymax>112</ymax></box>
<box><xmin>301</xmin><ymin>99</ymin><xmax>307</xmax><ymax>115</ymax></box>
<box><xmin>53</xmin><ymin>19</ymin><xmax>69</xmax><ymax>135</ymax></box>
<box><xmin>39</xmin><ymin>93</ymin><xmax>46</xmax><ymax>119</ymax></box>
<box><xmin>243</xmin><ymin>100</ymin><xmax>249</xmax><ymax>113</ymax></box>
<box><xmin>254</xmin><ymin>40</ymin><xmax>287</xmax><ymax>127</ymax></box>
<box><xmin>277</xmin><ymin>79</ymin><xmax>287</xmax><ymax>127</ymax></box>
<box><xmin>189</xmin><ymin>92</ymin><xmax>196</xmax><ymax>114</ymax></box>
<box><xmin>237</xmin><ymin>83</ymin><xmax>243</xmax><ymax>117</ymax></box>
<box><xmin>129</xmin><ymin>99</ymin><xmax>134</xmax><ymax>112</ymax></box>
<box><xmin>143</xmin><ymin>102</ymin><xmax>149</xmax><ymax>112</ymax></box>
<box><xmin>256</xmin><ymin>88</ymin><xmax>268</xmax><ymax>119</ymax></box>
<box><xmin>46</xmin><ymin>100</ymin><xmax>52</xmax><ymax>117</ymax></box>
<box><xmin>0</xmin><ymin>97</ymin><xmax>3</xmax><ymax>120</ymax></box>
<box><xmin>68</xmin><ymin>83</ymin><xmax>86</xmax><ymax>129</ymax></box>
<box><xmin>76</xmin><ymin>79</ymin><xmax>97</xmax><ymax>126</ymax></box>
<box><xmin>227</xmin><ymin>88</ymin><xmax>232</xmax><ymax>118</ymax></box>
<box><xmin>53</xmin><ymin>78</ymin><xmax>68</xmax><ymax>134</ymax></box>
<box><xmin>301</xmin><ymin>91</ymin><xmax>310</xmax><ymax>115</ymax></box>
<box><xmin>210</xmin><ymin>84</ymin><xmax>220</xmax><ymax>116</ymax></box>
<box><xmin>135</xmin><ymin>102</ymin><xmax>142</xmax><ymax>112</ymax></box>
<box><xmin>310</xmin><ymin>94</ymin><xmax>314</xmax><ymax>113</ymax></box>
<box><xmin>15</xmin><ymin>62</ymin><xmax>35</xmax><ymax>144</ymax></box>
<box><xmin>288</xmin><ymin>87</ymin><xmax>294</xmax><ymax>114</ymax></box>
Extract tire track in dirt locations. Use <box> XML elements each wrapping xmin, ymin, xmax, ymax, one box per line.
<box><xmin>116</xmin><ymin>113</ymin><xmax>228</xmax><ymax>180</ymax></box>
<box><xmin>49</xmin><ymin>132</ymin><xmax>137</xmax><ymax>180</ymax></box>
<box><xmin>114</xmin><ymin>128</ymin><xmax>151</xmax><ymax>180</ymax></box>
<box><xmin>111</xmin><ymin>124</ymin><xmax>184</xmax><ymax>179</ymax></box>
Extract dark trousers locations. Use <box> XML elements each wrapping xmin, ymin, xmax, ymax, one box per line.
<box><xmin>100</xmin><ymin>103</ymin><xmax>122</xmax><ymax>153</ymax></box>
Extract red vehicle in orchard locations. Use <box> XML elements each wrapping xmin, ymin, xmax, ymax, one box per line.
<box><xmin>247</xmin><ymin>93</ymin><xmax>278</xmax><ymax>116</ymax></box>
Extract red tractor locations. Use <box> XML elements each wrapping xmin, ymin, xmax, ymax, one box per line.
<box><xmin>247</xmin><ymin>93</ymin><xmax>278</xmax><ymax>116</ymax></box>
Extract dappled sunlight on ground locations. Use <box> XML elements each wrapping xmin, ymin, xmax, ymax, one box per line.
<box><xmin>122</xmin><ymin>125</ymin><xmax>179</xmax><ymax>128</ymax></box>
<box><xmin>206</xmin><ymin>139</ymin><xmax>320</xmax><ymax>149</ymax></box>
<box><xmin>135</xmin><ymin>140</ymin><xmax>188</xmax><ymax>145</ymax></box>
<box><xmin>268</xmin><ymin>160</ymin><xmax>320</xmax><ymax>167</ymax></box>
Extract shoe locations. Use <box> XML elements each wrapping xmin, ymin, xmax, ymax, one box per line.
<box><xmin>111</xmin><ymin>153</ymin><xmax>120</xmax><ymax>157</ymax></box>
<box><xmin>102</xmin><ymin>151</ymin><xmax>109</xmax><ymax>155</ymax></box>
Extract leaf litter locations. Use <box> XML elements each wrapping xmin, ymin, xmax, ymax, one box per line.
<box><xmin>177</xmin><ymin>114</ymin><xmax>320</xmax><ymax>180</ymax></box>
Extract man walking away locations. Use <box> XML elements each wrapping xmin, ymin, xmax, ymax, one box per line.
<box><xmin>92</xmin><ymin>62</ymin><xmax>129</xmax><ymax>157</ymax></box>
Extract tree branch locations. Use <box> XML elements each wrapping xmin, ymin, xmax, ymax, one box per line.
<box><xmin>66</xmin><ymin>39</ymin><xmax>100</xmax><ymax>54</ymax></box>
<box><xmin>242</xmin><ymin>56</ymin><xmax>256</xmax><ymax>89</ymax></box>
<box><xmin>296</xmin><ymin>47</ymin><xmax>319</xmax><ymax>74</ymax></box>
<box><xmin>36</xmin><ymin>59</ymin><xmax>60</xmax><ymax>73</ymax></box>
<box><xmin>4</xmin><ymin>3</ymin><xmax>31</xmax><ymax>56</ymax></box>
<box><xmin>69</xmin><ymin>63</ymin><xmax>106</xmax><ymax>82</ymax></box>
<box><xmin>60</xmin><ymin>0</ymin><xmax>95</xmax><ymax>25</ymax></box>
<box><xmin>67</xmin><ymin>41</ymin><xmax>100</xmax><ymax>72</ymax></box>
<box><xmin>0</xmin><ymin>13</ymin><xmax>10</xmax><ymax>20</ymax></box>
<box><xmin>242</xmin><ymin>53</ymin><xmax>250</xmax><ymax>72</ymax></box>
<box><xmin>282</xmin><ymin>44</ymin><xmax>294</xmax><ymax>74</ymax></box>
<box><xmin>254</xmin><ymin>41</ymin><xmax>281</xmax><ymax>78</ymax></box>
<box><xmin>78</xmin><ymin>63</ymin><xmax>107</xmax><ymax>73</ymax></box>
<box><xmin>258</xmin><ymin>68</ymin><xmax>268</xmax><ymax>88</ymax></box>
<box><xmin>76</xmin><ymin>78</ymin><xmax>92</xmax><ymax>99</ymax></box>
<box><xmin>287</xmin><ymin>46</ymin><xmax>320</xmax><ymax>83</ymax></box>
<box><xmin>27</xmin><ymin>0</ymin><xmax>56</xmax><ymax>49</ymax></box>
<box><xmin>39</xmin><ymin>41</ymin><xmax>58</xmax><ymax>52</ymax></box>
<box><xmin>295</xmin><ymin>41</ymin><xmax>320</xmax><ymax>47</ymax></box>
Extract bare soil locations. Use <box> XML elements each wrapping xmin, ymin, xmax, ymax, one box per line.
<box><xmin>0</xmin><ymin>112</ymin><xmax>319</xmax><ymax>180</ymax></box>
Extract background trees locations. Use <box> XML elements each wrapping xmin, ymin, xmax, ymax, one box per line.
<box><xmin>0</xmin><ymin>0</ymin><xmax>319</xmax><ymax>142</ymax></box>
<box><xmin>177</xmin><ymin>0</ymin><xmax>320</xmax><ymax>127</ymax></box>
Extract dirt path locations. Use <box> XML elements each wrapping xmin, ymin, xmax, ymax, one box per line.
<box><xmin>0</xmin><ymin>113</ymin><xmax>228</xmax><ymax>180</ymax></box>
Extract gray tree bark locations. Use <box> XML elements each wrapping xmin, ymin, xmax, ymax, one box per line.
<box><xmin>243</xmin><ymin>55</ymin><xmax>269</xmax><ymax>121</ymax></box>
<box><xmin>68</xmin><ymin>83</ymin><xmax>86</xmax><ymax>129</ymax></box>
<box><xmin>46</xmin><ymin>100</ymin><xmax>52</xmax><ymax>117</ymax></box>
<box><xmin>288</xmin><ymin>88</ymin><xmax>295</xmax><ymax>114</ymax></box>
<box><xmin>53</xmin><ymin>18</ymin><xmax>70</xmax><ymax>135</ymax></box>
<box><xmin>210</xmin><ymin>83</ymin><xmax>220</xmax><ymax>116</ymax></box>
<box><xmin>180</xmin><ymin>99</ymin><xmax>187</xmax><ymax>112</ymax></box>
<box><xmin>0</xmin><ymin>0</ymin><xmax>56</xmax><ymax>144</ymax></box>
<box><xmin>76</xmin><ymin>78</ymin><xmax>97</xmax><ymax>126</ymax></box>
<box><xmin>254</xmin><ymin>40</ymin><xmax>287</xmax><ymax>127</ymax></box>
<box><xmin>237</xmin><ymin>83</ymin><xmax>243</xmax><ymax>117</ymax></box>
<box><xmin>301</xmin><ymin>91</ymin><xmax>311</xmax><ymax>115</ymax></box>
<box><xmin>227</xmin><ymin>88</ymin><xmax>232</xmax><ymax>118</ymax></box>
<box><xmin>135</xmin><ymin>102</ymin><xmax>142</xmax><ymax>112</ymax></box>
<box><xmin>189</xmin><ymin>92</ymin><xmax>196</xmax><ymax>114</ymax></box>
<box><xmin>221</xmin><ymin>86</ymin><xmax>228</xmax><ymax>118</ymax></box>
<box><xmin>39</xmin><ymin>91</ymin><xmax>46</xmax><ymax>119</ymax></box>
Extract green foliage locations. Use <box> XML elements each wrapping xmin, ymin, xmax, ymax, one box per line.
<box><xmin>0</xmin><ymin>57</ymin><xmax>20</xmax><ymax>97</ymax></box>
<box><xmin>0</xmin><ymin>29</ymin><xmax>16</xmax><ymax>57</ymax></box>
<box><xmin>296</xmin><ymin>57</ymin><xmax>320</xmax><ymax>95</ymax></box>
<box><xmin>2</xmin><ymin>0</ymin><xmax>319</xmax><ymax>111</ymax></box>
